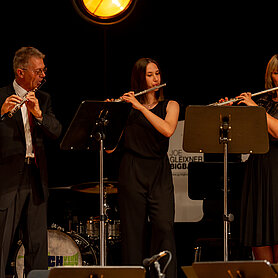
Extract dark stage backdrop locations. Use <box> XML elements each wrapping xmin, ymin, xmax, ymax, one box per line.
<box><xmin>0</xmin><ymin>0</ymin><xmax>276</xmax><ymax>185</ymax></box>
<box><xmin>1</xmin><ymin>0</ymin><xmax>278</xmax><ymax>276</ymax></box>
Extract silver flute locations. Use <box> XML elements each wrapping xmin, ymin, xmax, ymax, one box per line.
<box><xmin>8</xmin><ymin>79</ymin><xmax>46</xmax><ymax>118</ymax></box>
<box><xmin>113</xmin><ymin>83</ymin><xmax>166</xmax><ymax>102</ymax></box>
<box><xmin>209</xmin><ymin>86</ymin><xmax>278</xmax><ymax>106</ymax></box>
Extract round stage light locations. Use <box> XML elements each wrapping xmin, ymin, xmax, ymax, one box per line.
<box><xmin>72</xmin><ymin>0</ymin><xmax>138</xmax><ymax>25</ymax></box>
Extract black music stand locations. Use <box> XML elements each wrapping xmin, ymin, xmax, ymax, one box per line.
<box><xmin>60</xmin><ymin>100</ymin><xmax>131</xmax><ymax>266</ymax></box>
<box><xmin>183</xmin><ymin>105</ymin><xmax>269</xmax><ymax>262</ymax></box>
<box><xmin>48</xmin><ymin>266</ymin><xmax>146</xmax><ymax>278</ymax></box>
<box><xmin>191</xmin><ymin>261</ymin><xmax>278</xmax><ymax>278</ymax></box>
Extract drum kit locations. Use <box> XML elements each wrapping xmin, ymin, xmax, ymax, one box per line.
<box><xmin>9</xmin><ymin>181</ymin><xmax>121</xmax><ymax>278</ymax></box>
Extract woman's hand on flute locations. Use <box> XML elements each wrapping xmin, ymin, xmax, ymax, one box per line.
<box><xmin>120</xmin><ymin>91</ymin><xmax>144</xmax><ymax>111</ymax></box>
<box><xmin>218</xmin><ymin>97</ymin><xmax>234</xmax><ymax>106</ymax></box>
<box><xmin>105</xmin><ymin>98</ymin><xmax>115</xmax><ymax>102</ymax></box>
<box><xmin>237</xmin><ymin>92</ymin><xmax>257</xmax><ymax>106</ymax></box>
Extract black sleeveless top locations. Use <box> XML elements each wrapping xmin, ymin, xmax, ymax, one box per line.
<box><xmin>123</xmin><ymin>100</ymin><xmax>170</xmax><ymax>159</ymax></box>
<box><xmin>257</xmin><ymin>95</ymin><xmax>278</xmax><ymax>141</ymax></box>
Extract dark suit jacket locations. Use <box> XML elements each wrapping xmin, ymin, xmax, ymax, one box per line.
<box><xmin>0</xmin><ymin>84</ymin><xmax>62</xmax><ymax>209</ymax></box>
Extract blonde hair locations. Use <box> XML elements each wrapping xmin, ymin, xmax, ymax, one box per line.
<box><xmin>258</xmin><ymin>54</ymin><xmax>278</xmax><ymax>113</ymax></box>
<box><xmin>265</xmin><ymin>54</ymin><xmax>278</xmax><ymax>89</ymax></box>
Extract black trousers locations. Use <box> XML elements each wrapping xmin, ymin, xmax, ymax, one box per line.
<box><xmin>119</xmin><ymin>153</ymin><xmax>177</xmax><ymax>278</ymax></box>
<box><xmin>0</xmin><ymin>162</ymin><xmax>48</xmax><ymax>278</ymax></box>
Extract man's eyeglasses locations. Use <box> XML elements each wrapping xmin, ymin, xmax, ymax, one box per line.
<box><xmin>22</xmin><ymin>67</ymin><xmax>47</xmax><ymax>76</ymax></box>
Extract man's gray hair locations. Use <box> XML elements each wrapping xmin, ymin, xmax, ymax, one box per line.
<box><xmin>13</xmin><ymin>47</ymin><xmax>45</xmax><ymax>75</ymax></box>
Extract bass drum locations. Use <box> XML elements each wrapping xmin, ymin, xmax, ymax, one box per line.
<box><xmin>14</xmin><ymin>229</ymin><xmax>98</xmax><ymax>278</ymax></box>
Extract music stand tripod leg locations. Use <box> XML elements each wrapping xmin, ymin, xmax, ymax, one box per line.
<box><xmin>94</xmin><ymin>125</ymin><xmax>107</xmax><ymax>266</ymax></box>
<box><xmin>99</xmin><ymin>138</ymin><xmax>106</xmax><ymax>266</ymax></box>
<box><xmin>223</xmin><ymin>142</ymin><xmax>228</xmax><ymax>262</ymax></box>
<box><xmin>220</xmin><ymin>115</ymin><xmax>231</xmax><ymax>262</ymax></box>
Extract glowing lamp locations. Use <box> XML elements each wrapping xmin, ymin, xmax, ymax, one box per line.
<box><xmin>72</xmin><ymin>0</ymin><xmax>137</xmax><ymax>25</ymax></box>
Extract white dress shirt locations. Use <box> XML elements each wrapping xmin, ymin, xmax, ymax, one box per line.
<box><xmin>13</xmin><ymin>80</ymin><xmax>34</xmax><ymax>158</ymax></box>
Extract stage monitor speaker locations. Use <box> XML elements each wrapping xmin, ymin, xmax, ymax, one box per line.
<box><xmin>46</xmin><ymin>266</ymin><xmax>145</xmax><ymax>278</ymax></box>
<box><xmin>189</xmin><ymin>261</ymin><xmax>278</xmax><ymax>277</ymax></box>
<box><xmin>27</xmin><ymin>270</ymin><xmax>50</xmax><ymax>278</ymax></box>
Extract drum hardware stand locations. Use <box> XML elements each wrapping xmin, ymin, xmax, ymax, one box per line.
<box><xmin>183</xmin><ymin>105</ymin><xmax>269</xmax><ymax>262</ymax></box>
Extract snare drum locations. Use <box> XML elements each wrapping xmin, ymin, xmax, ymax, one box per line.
<box><xmin>14</xmin><ymin>229</ymin><xmax>97</xmax><ymax>278</ymax></box>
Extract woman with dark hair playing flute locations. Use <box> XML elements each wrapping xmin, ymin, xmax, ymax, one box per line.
<box><xmin>107</xmin><ymin>57</ymin><xmax>179</xmax><ymax>277</ymax></box>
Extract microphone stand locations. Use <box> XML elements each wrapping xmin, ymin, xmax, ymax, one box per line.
<box><xmin>154</xmin><ymin>261</ymin><xmax>165</xmax><ymax>278</ymax></box>
<box><xmin>144</xmin><ymin>250</ymin><xmax>172</xmax><ymax>278</ymax></box>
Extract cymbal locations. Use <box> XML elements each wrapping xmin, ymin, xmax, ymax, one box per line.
<box><xmin>71</xmin><ymin>181</ymin><xmax>118</xmax><ymax>194</ymax></box>
<box><xmin>49</xmin><ymin>186</ymin><xmax>72</xmax><ymax>190</ymax></box>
